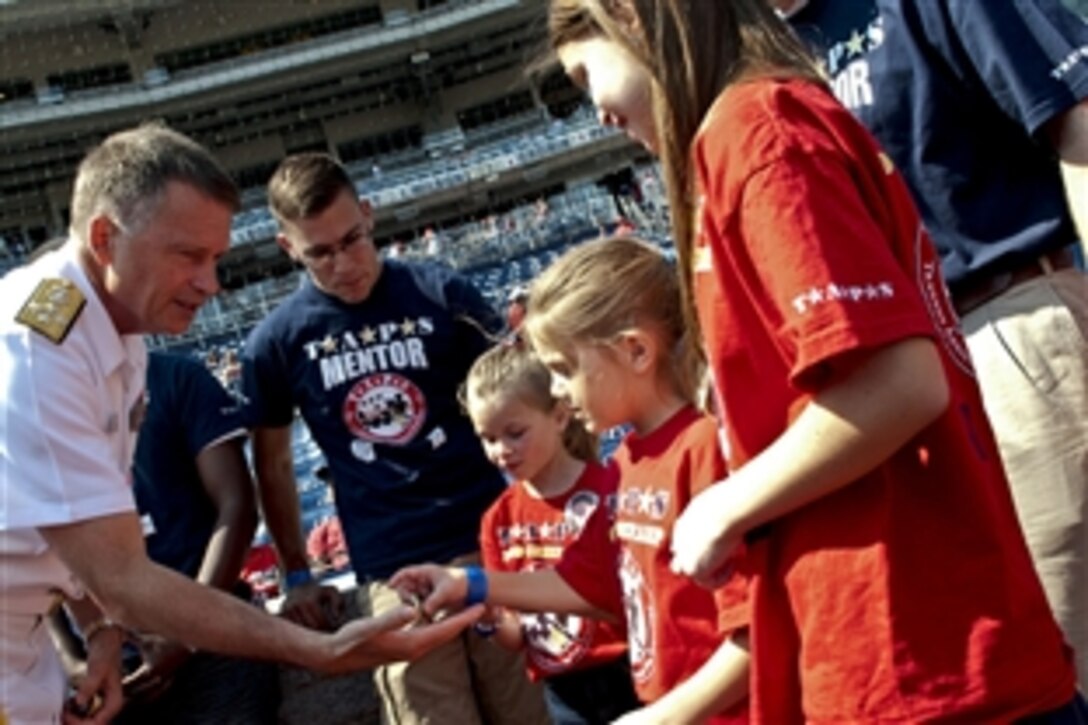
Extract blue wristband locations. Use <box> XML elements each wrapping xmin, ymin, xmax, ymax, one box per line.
<box><xmin>284</xmin><ymin>569</ymin><xmax>314</xmax><ymax>591</ymax></box>
<box><xmin>463</xmin><ymin>565</ymin><xmax>489</xmax><ymax>606</ymax></box>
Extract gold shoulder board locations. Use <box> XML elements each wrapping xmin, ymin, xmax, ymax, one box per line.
<box><xmin>15</xmin><ymin>278</ymin><xmax>86</xmax><ymax>344</ymax></box>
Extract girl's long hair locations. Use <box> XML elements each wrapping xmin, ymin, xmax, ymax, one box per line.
<box><xmin>547</xmin><ymin>0</ymin><xmax>822</xmax><ymax>348</ymax></box>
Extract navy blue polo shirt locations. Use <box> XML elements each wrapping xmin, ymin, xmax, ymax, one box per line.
<box><xmin>790</xmin><ymin>0</ymin><xmax>1088</xmax><ymax>289</ymax></box>
<box><xmin>133</xmin><ymin>352</ymin><xmax>247</xmax><ymax>578</ymax></box>
<box><xmin>242</xmin><ymin>260</ymin><xmax>506</xmax><ymax>580</ymax></box>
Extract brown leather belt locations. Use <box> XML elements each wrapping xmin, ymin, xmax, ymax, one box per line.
<box><xmin>952</xmin><ymin>248</ymin><xmax>1075</xmax><ymax>317</ymax></box>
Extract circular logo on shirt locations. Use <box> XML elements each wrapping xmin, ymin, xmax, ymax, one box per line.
<box><xmin>914</xmin><ymin>226</ymin><xmax>974</xmax><ymax>376</ymax></box>
<box><xmin>342</xmin><ymin>373</ymin><xmax>426</xmax><ymax>445</ymax></box>
<box><xmin>563</xmin><ymin>491</ymin><xmax>600</xmax><ymax>536</ymax></box>
<box><xmin>521</xmin><ymin>610</ymin><xmax>593</xmax><ymax>673</ymax></box>
<box><xmin>619</xmin><ymin>547</ymin><xmax>655</xmax><ymax>684</ymax></box>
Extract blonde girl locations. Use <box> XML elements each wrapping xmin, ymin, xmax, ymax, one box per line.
<box><xmin>546</xmin><ymin>1</ymin><xmax>1079</xmax><ymax>721</ymax></box>
<box><xmin>463</xmin><ymin>341</ymin><xmax>639</xmax><ymax>724</ymax></box>
<box><xmin>394</xmin><ymin>237</ymin><xmax>751</xmax><ymax>724</ymax></box>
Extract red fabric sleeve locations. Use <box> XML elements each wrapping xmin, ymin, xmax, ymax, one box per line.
<box><xmin>735</xmin><ymin>148</ymin><xmax>934</xmax><ymax>388</ymax></box>
<box><xmin>555</xmin><ymin>498</ymin><xmax>624</xmax><ymax>619</ymax></box>
<box><xmin>479</xmin><ymin>492</ymin><xmax>508</xmax><ymax>571</ymax></box>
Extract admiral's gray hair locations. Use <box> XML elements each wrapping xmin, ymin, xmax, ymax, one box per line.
<box><xmin>70</xmin><ymin>122</ymin><xmax>238</xmax><ymax>237</ymax></box>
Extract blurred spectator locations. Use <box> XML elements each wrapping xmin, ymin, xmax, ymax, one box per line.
<box><xmin>534</xmin><ymin>197</ymin><xmax>550</xmax><ymax>222</ymax></box>
<box><xmin>614</xmin><ymin>217</ymin><xmax>636</xmax><ymax>236</ymax></box>
<box><xmin>423</xmin><ymin>227</ymin><xmax>443</xmax><ymax>257</ymax></box>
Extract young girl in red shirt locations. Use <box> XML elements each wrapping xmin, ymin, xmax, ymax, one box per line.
<box><xmin>546</xmin><ymin>1</ymin><xmax>1080</xmax><ymax>722</ymax></box>
<box><xmin>394</xmin><ymin>238</ymin><xmax>751</xmax><ymax>723</ymax></box>
<box><xmin>463</xmin><ymin>341</ymin><xmax>639</xmax><ymax>723</ymax></box>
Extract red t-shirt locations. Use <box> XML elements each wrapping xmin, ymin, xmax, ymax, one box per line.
<box><xmin>558</xmin><ymin>407</ymin><xmax>749</xmax><ymax>723</ymax></box>
<box><xmin>479</xmin><ymin>461</ymin><xmax>628</xmax><ymax>681</ymax></box>
<box><xmin>691</xmin><ymin>78</ymin><xmax>1075</xmax><ymax>722</ymax></box>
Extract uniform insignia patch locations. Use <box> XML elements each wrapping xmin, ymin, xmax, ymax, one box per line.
<box><xmin>15</xmin><ymin>278</ymin><xmax>85</xmax><ymax>344</ymax></box>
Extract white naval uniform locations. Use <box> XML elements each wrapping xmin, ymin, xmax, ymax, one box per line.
<box><xmin>0</xmin><ymin>243</ymin><xmax>146</xmax><ymax>724</ymax></box>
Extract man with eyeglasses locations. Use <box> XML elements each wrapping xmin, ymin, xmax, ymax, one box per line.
<box><xmin>241</xmin><ymin>153</ymin><xmax>549</xmax><ymax>725</ymax></box>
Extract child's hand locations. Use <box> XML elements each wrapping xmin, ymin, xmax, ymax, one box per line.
<box><xmin>669</xmin><ymin>484</ymin><xmax>741</xmax><ymax>587</ymax></box>
<box><xmin>388</xmin><ymin>564</ymin><xmax>468</xmax><ymax>620</ymax></box>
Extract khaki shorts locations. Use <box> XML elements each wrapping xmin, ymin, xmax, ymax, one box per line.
<box><xmin>959</xmin><ymin>267</ymin><xmax>1088</xmax><ymax>690</ymax></box>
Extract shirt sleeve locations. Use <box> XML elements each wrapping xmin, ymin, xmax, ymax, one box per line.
<box><xmin>555</xmin><ymin>497</ymin><xmax>624</xmax><ymax>619</ymax></box>
<box><xmin>176</xmin><ymin>358</ymin><xmax>247</xmax><ymax>455</ymax></box>
<box><xmin>479</xmin><ymin>495</ymin><xmax>507</xmax><ymax>571</ymax></box>
<box><xmin>736</xmin><ymin>148</ymin><xmax>934</xmax><ymax>387</ymax></box>
<box><xmin>0</xmin><ymin>332</ymin><xmax>134</xmax><ymax>529</ymax></box>
<box><xmin>943</xmin><ymin>0</ymin><xmax>1088</xmax><ymax>135</ymax></box>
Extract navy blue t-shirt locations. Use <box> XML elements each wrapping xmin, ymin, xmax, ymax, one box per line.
<box><xmin>790</xmin><ymin>0</ymin><xmax>1088</xmax><ymax>288</ymax></box>
<box><xmin>133</xmin><ymin>352</ymin><xmax>247</xmax><ymax>579</ymax></box>
<box><xmin>242</xmin><ymin>260</ymin><xmax>506</xmax><ymax>579</ymax></box>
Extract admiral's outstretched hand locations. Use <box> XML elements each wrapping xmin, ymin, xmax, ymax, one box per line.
<box><xmin>320</xmin><ymin>600</ymin><xmax>483</xmax><ymax>673</ymax></box>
